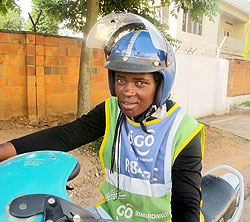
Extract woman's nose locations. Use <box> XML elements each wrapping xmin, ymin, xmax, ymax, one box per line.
<box><xmin>123</xmin><ymin>83</ymin><xmax>136</xmax><ymax>96</ymax></box>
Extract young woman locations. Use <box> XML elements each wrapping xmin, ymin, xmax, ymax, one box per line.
<box><xmin>0</xmin><ymin>13</ymin><xmax>204</xmax><ymax>222</ymax></box>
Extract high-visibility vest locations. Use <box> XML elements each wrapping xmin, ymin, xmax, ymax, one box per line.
<box><xmin>96</xmin><ymin>97</ymin><xmax>204</xmax><ymax>221</ymax></box>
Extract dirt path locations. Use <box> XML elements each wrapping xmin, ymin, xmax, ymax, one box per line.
<box><xmin>1</xmin><ymin>108</ymin><xmax>250</xmax><ymax>208</ymax></box>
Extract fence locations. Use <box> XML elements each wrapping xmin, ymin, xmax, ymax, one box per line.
<box><xmin>0</xmin><ymin>30</ymin><xmax>249</xmax><ymax>120</ymax></box>
<box><xmin>171</xmin><ymin>54</ymin><xmax>229</xmax><ymax>118</ymax></box>
<box><xmin>226</xmin><ymin>59</ymin><xmax>250</xmax><ymax>106</ymax></box>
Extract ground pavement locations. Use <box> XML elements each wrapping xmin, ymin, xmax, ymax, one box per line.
<box><xmin>199</xmin><ymin>110</ymin><xmax>250</xmax><ymax>141</ymax></box>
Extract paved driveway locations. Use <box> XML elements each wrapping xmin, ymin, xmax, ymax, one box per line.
<box><xmin>199</xmin><ymin>114</ymin><xmax>250</xmax><ymax>141</ymax></box>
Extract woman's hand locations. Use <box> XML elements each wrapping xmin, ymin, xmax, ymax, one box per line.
<box><xmin>0</xmin><ymin>142</ymin><xmax>17</xmax><ymax>161</ymax></box>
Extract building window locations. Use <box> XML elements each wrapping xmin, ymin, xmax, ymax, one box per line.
<box><xmin>182</xmin><ymin>12</ymin><xmax>203</xmax><ymax>35</ymax></box>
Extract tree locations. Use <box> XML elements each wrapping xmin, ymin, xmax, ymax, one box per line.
<box><xmin>243</xmin><ymin>14</ymin><xmax>250</xmax><ymax>60</ymax></box>
<box><xmin>77</xmin><ymin>0</ymin><xmax>98</xmax><ymax>116</ymax></box>
<box><xmin>0</xmin><ymin>0</ymin><xmax>17</xmax><ymax>15</ymax></box>
<box><xmin>0</xmin><ymin>9</ymin><xmax>25</xmax><ymax>31</ymax></box>
<box><xmin>0</xmin><ymin>0</ymin><xmax>25</xmax><ymax>31</ymax></box>
<box><xmin>24</xmin><ymin>0</ymin><xmax>60</xmax><ymax>35</ymax></box>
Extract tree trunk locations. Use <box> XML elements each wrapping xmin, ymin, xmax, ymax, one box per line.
<box><xmin>77</xmin><ymin>0</ymin><xmax>99</xmax><ymax>117</ymax></box>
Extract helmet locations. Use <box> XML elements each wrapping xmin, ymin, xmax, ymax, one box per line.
<box><xmin>105</xmin><ymin>30</ymin><xmax>176</xmax><ymax>106</ymax></box>
<box><xmin>86</xmin><ymin>12</ymin><xmax>176</xmax><ymax>107</ymax></box>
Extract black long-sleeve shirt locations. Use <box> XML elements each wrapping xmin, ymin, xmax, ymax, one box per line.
<box><xmin>10</xmin><ymin>100</ymin><xmax>202</xmax><ymax>222</ymax></box>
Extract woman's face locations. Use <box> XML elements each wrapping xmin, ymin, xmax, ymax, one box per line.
<box><xmin>114</xmin><ymin>72</ymin><xmax>157</xmax><ymax>117</ymax></box>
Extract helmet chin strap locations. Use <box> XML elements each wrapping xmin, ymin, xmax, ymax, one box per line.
<box><xmin>131</xmin><ymin>103</ymin><xmax>158</xmax><ymax>134</ymax></box>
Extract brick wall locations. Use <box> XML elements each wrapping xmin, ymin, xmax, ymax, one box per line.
<box><xmin>92</xmin><ymin>49</ymin><xmax>110</xmax><ymax>106</ymax></box>
<box><xmin>227</xmin><ymin>59</ymin><xmax>250</xmax><ymax>97</ymax></box>
<box><xmin>0</xmin><ymin>30</ymin><xmax>110</xmax><ymax>120</ymax></box>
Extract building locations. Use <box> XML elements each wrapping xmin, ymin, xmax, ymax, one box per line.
<box><xmin>217</xmin><ymin>0</ymin><xmax>250</xmax><ymax>59</ymax></box>
<box><xmin>152</xmin><ymin>0</ymin><xmax>250</xmax><ymax>59</ymax></box>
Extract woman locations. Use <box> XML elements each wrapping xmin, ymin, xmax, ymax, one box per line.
<box><xmin>0</xmin><ymin>13</ymin><xmax>204</xmax><ymax>222</ymax></box>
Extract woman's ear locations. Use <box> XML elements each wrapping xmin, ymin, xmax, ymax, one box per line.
<box><xmin>154</xmin><ymin>73</ymin><xmax>163</xmax><ymax>107</ymax></box>
<box><xmin>108</xmin><ymin>70</ymin><xmax>116</xmax><ymax>96</ymax></box>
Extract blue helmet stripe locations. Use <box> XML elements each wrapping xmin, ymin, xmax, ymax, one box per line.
<box><xmin>125</xmin><ymin>30</ymin><xmax>142</xmax><ymax>57</ymax></box>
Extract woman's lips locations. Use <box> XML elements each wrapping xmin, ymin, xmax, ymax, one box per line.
<box><xmin>121</xmin><ymin>101</ymin><xmax>137</xmax><ymax>110</ymax></box>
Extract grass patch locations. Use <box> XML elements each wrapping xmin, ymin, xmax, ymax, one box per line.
<box><xmin>240</xmin><ymin>101</ymin><xmax>250</xmax><ymax>107</ymax></box>
<box><xmin>237</xmin><ymin>136</ymin><xmax>250</xmax><ymax>145</ymax></box>
<box><xmin>87</xmin><ymin>136</ymin><xmax>103</xmax><ymax>152</ymax></box>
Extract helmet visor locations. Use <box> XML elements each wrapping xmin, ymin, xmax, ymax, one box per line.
<box><xmin>86</xmin><ymin>12</ymin><xmax>168</xmax><ymax>54</ymax></box>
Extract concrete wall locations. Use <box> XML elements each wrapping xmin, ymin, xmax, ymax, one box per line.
<box><xmin>172</xmin><ymin>55</ymin><xmax>250</xmax><ymax>118</ymax></box>
<box><xmin>171</xmin><ymin>54</ymin><xmax>229</xmax><ymax>118</ymax></box>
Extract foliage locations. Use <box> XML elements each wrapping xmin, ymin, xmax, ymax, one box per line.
<box><xmin>0</xmin><ymin>0</ymin><xmax>222</xmax><ymax>45</ymax></box>
<box><xmin>0</xmin><ymin>0</ymin><xmax>59</xmax><ymax>34</ymax></box>
<box><xmin>99</xmin><ymin>0</ymin><xmax>221</xmax><ymax>22</ymax></box>
<box><xmin>0</xmin><ymin>0</ymin><xmax>18</xmax><ymax>15</ymax></box>
<box><xmin>240</xmin><ymin>101</ymin><xmax>250</xmax><ymax>107</ymax></box>
<box><xmin>243</xmin><ymin>14</ymin><xmax>250</xmax><ymax>60</ymax></box>
<box><xmin>88</xmin><ymin>136</ymin><xmax>103</xmax><ymax>152</ymax></box>
<box><xmin>0</xmin><ymin>0</ymin><xmax>222</xmax><ymax>41</ymax></box>
<box><xmin>33</xmin><ymin>0</ymin><xmax>221</xmax><ymax>43</ymax></box>
<box><xmin>24</xmin><ymin>0</ymin><xmax>60</xmax><ymax>35</ymax></box>
<box><xmin>31</xmin><ymin>0</ymin><xmax>87</xmax><ymax>33</ymax></box>
<box><xmin>0</xmin><ymin>9</ymin><xmax>25</xmax><ymax>31</ymax></box>
<box><xmin>168</xmin><ymin>0</ymin><xmax>221</xmax><ymax>22</ymax></box>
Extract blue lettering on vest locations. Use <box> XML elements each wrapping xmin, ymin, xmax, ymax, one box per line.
<box><xmin>119</xmin><ymin>108</ymin><xmax>180</xmax><ymax>184</ymax></box>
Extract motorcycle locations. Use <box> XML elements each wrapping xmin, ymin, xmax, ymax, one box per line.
<box><xmin>0</xmin><ymin>150</ymin><xmax>244</xmax><ymax>222</ymax></box>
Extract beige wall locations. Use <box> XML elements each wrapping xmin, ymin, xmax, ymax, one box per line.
<box><xmin>171</xmin><ymin>10</ymin><xmax>220</xmax><ymax>57</ymax></box>
<box><xmin>220</xmin><ymin>14</ymin><xmax>246</xmax><ymax>41</ymax></box>
<box><xmin>176</xmin><ymin>10</ymin><xmax>220</xmax><ymax>46</ymax></box>
<box><xmin>219</xmin><ymin>2</ymin><xmax>248</xmax><ymax>41</ymax></box>
<box><xmin>234</xmin><ymin>23</ymin><xmax>245</xmax><ymax>40</ymax></box>
<box><xmin>172</xmin><ymin>54</ymin><xmax>250</xmax><ymax>118</ymax></box>
<box><xmin>220</xmin><ymin>15</ymin><xmax>234</xmax><ymax>36</ymax></box>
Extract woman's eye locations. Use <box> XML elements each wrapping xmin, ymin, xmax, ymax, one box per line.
<box><xmin>137</xmin><ymin>81</ymin><xmax>145</xmax><ymax>86</ymax></box>
<box><xmin>117</xmin><ymin>79</ymin><xmax>124</xmax><ymax>83</ymax></box>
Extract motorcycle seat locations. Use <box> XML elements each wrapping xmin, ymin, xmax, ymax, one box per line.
<box><xmin>201</xmin><ymin>174</ymin><xmax>237</xmax><ymax>222</ymax></box>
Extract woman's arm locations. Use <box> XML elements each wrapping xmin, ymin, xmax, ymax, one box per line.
<box><xmin>2</xmin><ymin>102</ymin><xmax>106</xmax><ymax>157</ymax></box>
<box><xmin>171</xmin><ymin>134</ymin><xmax>202</xmax><ymax>222</ymax></box>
